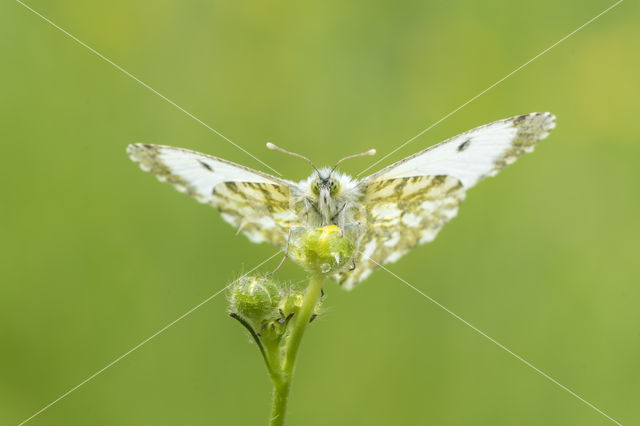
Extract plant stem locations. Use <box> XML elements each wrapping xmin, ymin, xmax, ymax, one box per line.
<box><xmin>283</xmin><ymin>274</ymin><xmax>324</xmax><ymax>373</ymax></box>
<box><xmin>269</xmin><ymin>379</ymin><xmax>290</xmax><ymax>426</ymax></box>
<box><xmin>269</xmin><ymin>274</ymin><xmax>324</xmax><ymax>426</ymax></box>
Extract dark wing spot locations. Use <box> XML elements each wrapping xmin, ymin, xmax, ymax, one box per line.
<box><xmin>198</xmin><ymin>160</ymin><xmax>213</xmax><ymax>171</ymax></box>
<box><xmin>514</xmin><ymin>114</ymin><xmax>529</xmax><ymax>124</ymax></box>
<box><xmin>225</xmin><ymin>182</ymin><xmax>239</xmax><ymax>193</ymax></box>
<box><xmin>457</xmin><ymin>139</ymin><xmax>471</xmax><ymax>152</ymax></box>
<box><xmin>432</xmin><ymin>175</ymin><xmax>447</xmax><ymax>185</ymax></box>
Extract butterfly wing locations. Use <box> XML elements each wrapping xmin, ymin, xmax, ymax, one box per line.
<box><xmin>127</xmin><ymin>144</ymin><xmax>302</xmax><ymax>247</ymax></box>
<box><xmin>336</xmin><ymin>112</ymin><xmax>556</xmax><ymax>289</ymax></box>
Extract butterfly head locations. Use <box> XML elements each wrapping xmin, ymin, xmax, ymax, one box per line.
<box><xmin>266</xmin><ymin>142</ymin><xmax>376</xmax><ymax>221</ymax></box>
<box><xmin>311</xmin><ymin>169</ymin><xmax>341</xmax><ymax>197</ymax></box>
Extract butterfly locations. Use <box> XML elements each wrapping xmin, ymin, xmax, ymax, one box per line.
<box><xmin>127</xmin><ymin>112</ymin><xmax>555</xmax><ymax>289</ymax></box>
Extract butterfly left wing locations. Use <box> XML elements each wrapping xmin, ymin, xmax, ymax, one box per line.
<box><xmin>127</xmin><ymin>144</ymin><xmax>302</xmax><ymax>247</ymax></box>
<box><xmin>336</xmin><ymin>112</ymin><xmax>556</xmax><ymax>289</ymax></box>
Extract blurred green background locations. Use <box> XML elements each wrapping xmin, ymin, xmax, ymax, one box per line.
<box><xmin>2</xmin><ymin>0</ymin><xmax>639</xmax><ymax>425</ymax></box>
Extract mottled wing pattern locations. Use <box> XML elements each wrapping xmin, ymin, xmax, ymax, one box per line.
<box><xmin>337</xmin><ymin>112</ymin><xmax>555</xmax><ymax>289</ymax></box>
<box><xmin>213</xmin><ymin>181</ymin><xmax>301</xmax><ymax>246</ymax></box>
<box><xmin>127</xmin><ymin>144</ymin><xmax>302</xmax><ymax>247</ymax></box>
<box><xmin>336</xmin><ymin>175</ymin><xmax>465</xmax><ymax>289</ymax></box>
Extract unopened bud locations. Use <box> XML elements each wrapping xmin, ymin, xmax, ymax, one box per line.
<box><xmin>229</xmin><ymin>276</ymin><xmax>282</xmax><ymax>330</ymax></box>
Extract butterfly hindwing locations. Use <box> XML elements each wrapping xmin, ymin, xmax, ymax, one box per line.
<box><xmin>213</xmin><ymin>181</ymin><xmax>300</xmax><ymax>246</ymax></box>
<box><xmin>335</xmin><ymin>175</ymin><xmax>465</xmax><ymax>289</ymax></box>
<box><xmin>127</xmin><ymin>144</ymin><xmax>302</xmax><ymax>247</ymax></box>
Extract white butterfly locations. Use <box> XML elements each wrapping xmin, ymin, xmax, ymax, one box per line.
<box><xmin>128</xmin><ymin>112</ymin><xmax>555</xmax><ymax>289</ymax></box>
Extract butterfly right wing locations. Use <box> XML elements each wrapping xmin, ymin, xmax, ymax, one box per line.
<box><xmin>127</xmin><ymin>144</ymin><xmax>304</xmax><ymax>248</ymax></box>
<box><xmin>335</xmin><ymin>175</ymin><xmax>466</xmax><ymax>289</ymax></box>
<box><xmin>336</xmin><ymin>112</ymin><xmax>556</xmax><ymax>289</ymax></box>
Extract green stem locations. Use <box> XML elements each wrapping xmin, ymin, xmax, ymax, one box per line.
<box><xmin>269</xmin><ymin>274</ymin><xmax>324</xmax><ymax>426</ymax></box>
<box><xmin>284</xmin><ymin>274</ymin><xmax>324</xmax><ymax>373</ymax></box>
<box><xmin>269</xmin><ymin>379</ymin><xmax>290</xmax><ymax>426</ymax></box>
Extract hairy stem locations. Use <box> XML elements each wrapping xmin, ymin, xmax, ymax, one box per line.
<box><xmin>283</xmin><ymin>274</ymin><xmax>323</xmax><ymax>373</ymax></box>
<box><xmin>269</xmin><ymin>274</ymin><xmax>324</xmax><ymax>426</ymax></box>
<box><xmin>269</xmin><ymin>379</ymin><xmax>290</xmax><ymax>426</ymax></box>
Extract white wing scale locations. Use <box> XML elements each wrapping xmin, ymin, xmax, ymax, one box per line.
<box><xmin>368</xmin><ymin>112</ymin><xmax>555</xmax><ymax>188</ymax></box>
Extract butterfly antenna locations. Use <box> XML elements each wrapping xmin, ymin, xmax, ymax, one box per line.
<box><xmin>330</xmin><ymin>149</ymin><xmax>376</xmax><ymax>174</ymax></box>
<box><xmin>266</xmin><ymin>142</ymin><xmax>320</xmax><ymax>175</ymax></box>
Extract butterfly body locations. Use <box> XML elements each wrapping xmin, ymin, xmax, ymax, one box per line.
<box><xmin>128</xmin><ymin>112</ymin><xmax>556</xmax><ymax>289</ymax></box>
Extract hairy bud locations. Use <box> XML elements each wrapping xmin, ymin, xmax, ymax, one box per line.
<box><xmin>229</xmin><ymin>276</ymin><xmax>282</xmax><ymax>330</ymax></box>
<box><xmin>228</xmin><ymin>276</ymin><xmax>324</xmax><ymax>345</ymax></box>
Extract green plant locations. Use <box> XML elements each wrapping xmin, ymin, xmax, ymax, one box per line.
<box><xmin>228</xmin><ymin>225</ymin><xmax>355</xmax><ymax>426</ymax></box>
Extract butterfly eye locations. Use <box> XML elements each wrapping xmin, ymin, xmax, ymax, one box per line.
<box><xmin>311</xmin><ymin>180</ymin><xmax>320</xmax><ymax>195</ymax></box>
<box><xmin>329</xmin><ymin>179</ymin><xmax>340</xmax><ymax>196</ymax></box>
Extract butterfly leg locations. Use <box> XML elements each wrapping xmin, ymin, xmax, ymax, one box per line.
<box><xmin>347</xmin><ymin>221</ymin><xmax>362</xmax><ymax>271</ymax></box>
<box><xmin>266</xmin><ymin>230</ymin><xmax>293</xmax><ymax>277</ymax></box>
<box><xmin>303</xmin><ymin>198</ymin><xmax>311</xmax><ymax>226</ymax></box>
<box><xmin>265</xmin><ymin>226</ymin><xmax>304</xmax><ymax>277</ymax></box>
<box><xmin>349</xmin><ymin>258</ymin><xmax>356</xmax><ymax>270</ymax></box>
<box><xmin>332</xmin><ymin>201</ymin><xmax>349</xmax><ymax>235</ymax></box>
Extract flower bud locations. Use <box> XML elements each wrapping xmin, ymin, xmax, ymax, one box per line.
<box><xmin>228</xmin><ymin>274</ymin><xmax>326</xmax><ymax>374</ymax></box>
<box><xmin>289</xmin><ymin>225</ymin><xmax>356</xmax><ymax>274</ymax></box>
<box><xmin>257</xmin><ymin>288</ymin><xmax>324</xmax><ymax>346</ymax></box>
<box><xmin>228</xmin><ymin>276</ymin><xmax>282</xmax><ymax>330</ymax></box>
<box><xmin>278</xmin><ymin>289</ymin><xmax>323</xmax><ymax>319</ymax></box>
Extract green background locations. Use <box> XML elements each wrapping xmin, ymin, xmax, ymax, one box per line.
<box><xmin>2</xmin><ymin>0</ymin><xmax>638</xmax><ymax>425</ymax></box>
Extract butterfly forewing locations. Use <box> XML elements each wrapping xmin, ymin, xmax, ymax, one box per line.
<box><xmin>127</xmin><ymin>144</ymin><xmax>302</xmax><ymax>247</ymax></box>
<box><xmin>367</xmin><ymin>112</ymin><xmax>555</xmax><ymax>188</ymax></box>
